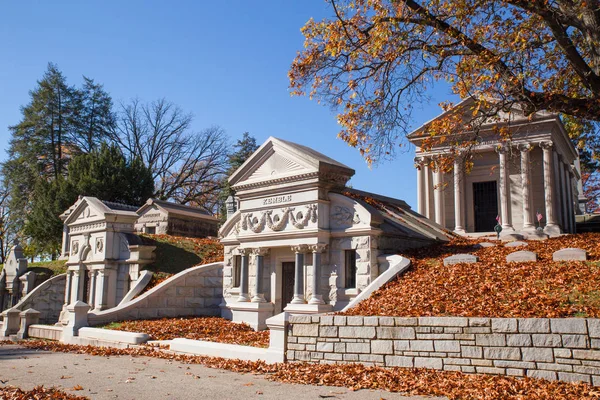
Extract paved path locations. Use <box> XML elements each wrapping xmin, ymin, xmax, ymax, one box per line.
<box><xmin>0</xmin><ymin>345</ymin><xmax>443</xmax><ymax>400</ymax></box>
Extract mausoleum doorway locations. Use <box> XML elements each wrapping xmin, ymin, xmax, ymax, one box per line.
<box><xmin>473</xmin><ymin>181</ymin><xmax>499</xmax><ymax>232</ymax></box>
<box><xmin>281</xmin><ymin>261</ymin><xmax>295</xmax><ymax>311</ymax></box>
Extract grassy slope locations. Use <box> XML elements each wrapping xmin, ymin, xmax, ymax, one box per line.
<box><xmin>0</xmin><ymin>259</ymin><xmax>67</xmax><ymax>284</ymax></box>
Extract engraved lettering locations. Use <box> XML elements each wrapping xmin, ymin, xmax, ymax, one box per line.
<box><xmin>262</xmin><ymin>195</ymin><xmax>292</xmax><ymax>206</ymax></box>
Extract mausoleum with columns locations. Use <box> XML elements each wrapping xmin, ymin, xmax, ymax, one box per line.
<box><xmin>408</xmin><ymin>98</ymin><xmax>584</xmax><ymax>237</ymax></box>
<box><xmin>219</xmin><ymin>137</ymin><xmax>451</xmax><ymax>329</ymax></box>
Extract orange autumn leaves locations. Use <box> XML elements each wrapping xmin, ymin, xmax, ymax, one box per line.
<box><xmin>105</xmin><ymin>317</ymin><xmax>269</xmax><ymax>348</ymax></box>
<box><xmin>344</xmin><ymin>233</ymin><xmax>600</xmax><ymax>318</ymax></box>
<box><xmin>0</xmin><ymin>386</ymin><xmax>89</xmax><ymax>400</ymax></box>
<box><xmin>289</xmin><ymin>0</ymin><xmax>600</xmax><ymax>164</ymax></box>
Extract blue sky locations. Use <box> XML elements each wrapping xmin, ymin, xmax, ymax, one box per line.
<box><xmin>0</xmin><ymin>0</ymin><xmax>457</xmax><ymax>209</ymax></box>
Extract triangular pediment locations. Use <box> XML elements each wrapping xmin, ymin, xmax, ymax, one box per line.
<box><xmin>246</xmin><ymin>151</ymin><xmax>308</xmax><ymax>181</ymax></box>
<box><xmin>64</xmin><ymin>197</ymin><xmax>111</xmax><ymax>225</ymax></box>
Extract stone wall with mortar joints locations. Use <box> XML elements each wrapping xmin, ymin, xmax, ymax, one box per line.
<box><xmin>87</xmin><ymin>262</ymin><xmax>223</xmax><ymax>326</ymax></box>
<box><xmin>287</xmin><ymin>315</ymin><xmax>600</xmax><ymax>386</ymax></box>
<box><xmin>12</xmin><ymin>274</ymin><xmax>66</xmax><ymax>324</ymax></box>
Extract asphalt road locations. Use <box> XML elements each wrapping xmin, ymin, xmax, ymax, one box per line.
<box><xmin>0</xmin><ymin>345</ymin><xmax>443</xmax><ymax>400</ymax></box>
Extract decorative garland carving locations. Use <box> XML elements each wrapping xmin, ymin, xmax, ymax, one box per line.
<box><xmin>241</xmin><ymin>204</ymin><xmax>318</xmax><ymax>233</ymax></box>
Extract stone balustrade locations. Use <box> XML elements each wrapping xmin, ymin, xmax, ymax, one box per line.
<box><xmin>287</xmin><ymin>315</ymin><xmax>600</xmax><ymax>386</ymax></box>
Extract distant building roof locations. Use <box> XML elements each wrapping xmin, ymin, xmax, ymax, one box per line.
<box><xmin>137</xmin><ymin>198</ymin><xmax>218</xmax><ymax>222</ymax></box>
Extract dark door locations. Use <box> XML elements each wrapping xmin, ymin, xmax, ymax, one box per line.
<box><xmin>281</xmin><ymin>262</ymin><xmax>295</xmax><ymax>309</ymax></box>
<box><xmin>473</xmin><ymin>181</ymin><xmax>499</xmax><ymax>232</ymax></box>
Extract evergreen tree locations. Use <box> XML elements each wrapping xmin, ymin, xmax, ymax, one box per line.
<box><xmin>218</xmin><ymin>132</ymin><xmax>258</xmax><ymax>223</ymax></box>
<box><xmin>72</xmin><ymin>77</ymin><xmax>115</xmax><ymax>152</ymax></box>
<box><xmin>67</xmin><ymin>143</ymin><xmax>154</xmax><ymax>206</ymax></box>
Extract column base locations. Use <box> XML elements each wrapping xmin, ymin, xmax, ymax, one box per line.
<box><xmin>237</xmin><ymin>294</ymin><xmax>251</xmax><ymax>302</ymax></box>
<box><xmin>251</xmin><ymin>293</ymin><xmax>266</xmax><ymax>303</ymax></box>
<box><xmin>229</xmin><ymin>301</ymin><xmax>274</xmax><ymax>331</ymax></box>
<box><xmin>283</xmin><ymin>303</ymin><xmax>333</xmax><ymax>315</ymax></box>
<box><xmin>308</xmin><ymin>294</ymin><xmax>325</xmax><ymax>305</ymax></box>
<box><xmin>290</xmin><ymin>296</ymin><xmax>306</xmax><ymax>305</ymax></box>
<box><xmin>523</xmin><ymin>229</ymin><xmax>549</xmax><ymax>241</ymax></box>
<box><xmin>453</xmin><ymin>228</ymin><xmax>466</xmax><ymax>235</ymax></box>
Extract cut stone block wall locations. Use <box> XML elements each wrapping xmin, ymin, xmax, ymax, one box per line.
<box><xmin>288</xmin><ymin>315</ymin><xmax>600</xmax><ymax>386</ymax></box>
<box><xmin>12</xmin><ymin>273</ymin><xmax>66</xmax><ymax>324</ymax></box>
<box><xmin>87</xmin><ymin>262</ymin><xmax>224</xmax><ymax>326</ymax></box>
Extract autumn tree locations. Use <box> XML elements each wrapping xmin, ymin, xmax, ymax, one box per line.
<box><xmin>289</xmin><ymin>0</ymin><xmax>600</xmax><ymax>164</ymax></box>
<box><xmin>109</xmin><ymin>98</ymin><xmax>229</xmax><ymax>212</ymax></box>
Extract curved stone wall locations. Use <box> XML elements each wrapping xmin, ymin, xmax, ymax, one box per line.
<box><xmin>12</xmin><ymin>273</ymin><xmax>66</xmax><ymax>324</ymax></box>
<box><xmin>88</xmin><ymin>262</ymin><xmax>224</xmax><ymax>326</ymax></box>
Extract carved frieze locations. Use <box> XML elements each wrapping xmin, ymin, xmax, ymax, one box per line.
<box><xmin>240</xmin><ymin>204</ymin><xmax>318</xmax><ymax>234</ymax></box>
<box><xmin>331</xmin><ymin>205</ymin><xmax>360</xmax><ymax>227</ymax></box>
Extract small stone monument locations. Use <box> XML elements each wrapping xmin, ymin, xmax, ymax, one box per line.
<box><xmin>505</xmin><ymin>241</ymin><xmax>528</xmax><ymax>248</ymax></box>
<box><xmin>444</xmin><ymin>254</ymin><xmax>479</xmax><ymax>266</ymax></box>
<box><xmin>553</xmin><ymin>248</ymin><xmax>587</xmax><ymax>261</ymax></box>
<box><xmin>506</xmin><ymin>250</ymin><xmax>537</xmax><ymax>263</ymax></box>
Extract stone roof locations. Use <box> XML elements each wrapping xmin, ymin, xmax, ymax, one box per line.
<box><xmin>137</xmin><ymin>198</ymin><xmax>217</xmax><ymax>221</ymax></box>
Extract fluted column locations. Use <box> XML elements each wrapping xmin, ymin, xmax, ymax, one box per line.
<box><xmin>308</xmin><ymin>244</ymin><xmax>327</xmax><ymax>305</ymax></box>
<box><xmin>433</xmin><ymin>162</ymin><xmax>446</xmax><ymax>227</ymax></box>
<box><xmin>424</xmin><ymin>159</ymin><xmax>435</xmax><ymax>219</ymax></box>
<box><xmin>237</xmin><ymin>248</ymin><xmax>251</xmax><ymax>302</ymax></box>
<box><xmin>94</xmin><ymin>270</ymin><xmax>106</xmax><ymax>310</ymax></box>
<box><xmin>566</xmin><ymin>166</ymin><xmax>575</xmax><ymax>233</ymax></box>
<box><xmin>497</xmin><ymin>145</ymin><xmax>514</xmax><ymax>230</ymax></box>
<box><xmin>70</xmin><ymin>270</ymin><xmax>80</xmax><ymax>304</ymax></box>
<box><xmin>89</xmin><ymin>270</ymin><xmax>97</xmax><ymax>309</ymax></box>
<box><xmin>541</xmin><ymin>141</ymin><xmax>560</xmax><ymax>235</ymax></box>
<box><xmin>559</xmin><ymin>158</ymin><xmax>569</xmax><ymax>232</ymax></box>
<box><xmin>290</xmin><ymin>245</ymin><xmax>308</xmax><ymax>304</ymax></box>
<box><xmin>553</xmin><ymin>151</ymin><xmax>564</xmax><ymax>229</ymax></box>
<box><xmin>415</xmin><ymin>157</ymin><xmax>426</xmax><ymax>215</ymax></box>
<box><xmin>64</xmin><ymin>271</ymin><xmax>73</xmax><ymax>305</ymax></box>
<box><xmin>453</xmin><ymin>157</ymin><xmax>465</xmax><ymax>233</ymax></box>
<box><xmin>251</xmin><ymin>248</ymin><xmax>269</xmax><ymax>303</ymax></box>
<box><xmin>519</xmin><ymin>144</ymin><xmax>534</xmax><ymax>231</ymax></box>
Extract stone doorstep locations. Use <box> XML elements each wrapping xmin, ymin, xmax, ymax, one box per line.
<box><xmin>169</xmin><ymin>338</ymin><xmax>282</xmax><ymax>364</ymax></box>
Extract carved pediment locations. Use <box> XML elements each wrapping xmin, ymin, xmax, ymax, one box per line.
<box><xmin>247</xmin><ymin>151</ymin><xmax>308</xmax><ymax>182</ymax></box>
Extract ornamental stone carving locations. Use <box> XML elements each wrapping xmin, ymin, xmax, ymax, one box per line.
<box><xmin>240</xmin><ymin>204</ymin><xmax>318</xmax><ymax>233</ymax></box>
<box><xmin>331</xmin><ymin>206</ymin><xmax>360</xmax><ymax>227</ymax></box>
<box><xmin>290</xmin><ymin>244</ymin><xmax>309</xmax><ymax>253</ymax></box>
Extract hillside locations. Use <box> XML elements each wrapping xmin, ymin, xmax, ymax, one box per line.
<box><xmin>344</xmin><ymin>233</ymin><xmax>600</xmax><ymax>318</ymax></box>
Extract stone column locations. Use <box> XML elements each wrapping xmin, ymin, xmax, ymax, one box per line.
<box><xmin>237</xmin><ymin>248</ymin><xmax>251</xmax><ymax>302</ymax></box>
<box><xmin>70</xmin><ymin>270</ymin><xmax>80</xmax><ymax>304</ymax></box>
<box><xmin>541</xmin><ymin>141</ymin><xmax>561</xmax><ymax>235</ymax></box>
<box><xmin>290</xmin><ymin>245</ymin><xmax>308</xmax><ymax>304</ymax></box>
<box><xmin>88</xmin><ymin>270</ymin><xmax>97</xmax><ymax>309</ymax></box>
<box><xmin>424</xmin><ymin>159</ymin><xmax>435</xmax><ymax>219</ymax></box>
<box><xmin>497</xmin><ymin>145</ymin><xmax>514</xmax><ymax>230</ymax></box>
<box><xmin>433</xmin><ymin>166</ymin><xmax>445</xmax><ymax>227</ymax></box>
<box><xmin>415</xmin><ymin>157</ymin><xmax>426</xmax><ymax>216</ymax></box>
<box><xmin>453</xmin><ymin>157</ymin><xmax>465</xmax><ymax>233</ymax></box>
<box><xmin>519</xmin><ymin>144</ymin><xmax>534</xmax><ymax>231</ymax></box>
<box><xmin>566</xmin><ymin>166</ymin><xmax>575</xmax><ymax>233</ymax></box>
<box><xmin>553</xmin><ymin>151</ymin><xmax>564</xmax><ymax>229</ymax></box>
<box><xmin>308</xmin><ymin>244</ymin><xmax>327</xmax><ymax>305</ymax></box>
<box><xmin>94</xmin><ymin>270</ymin><xmax>106</xmax><ymax>311</ymax></box>
<box><xmin>64</xmin><ymin>271</ymin><xmax>73</xmax><ymax>306</ymax></box>
<box><xmin>251</xmin><ymin>248</ymin><xmax>269</xmax><ymax>303</ymax></box>
<box><xmin>559</xmin><ymin>158</ymin><xmax>569</xmax><ymax>232</ymax></box>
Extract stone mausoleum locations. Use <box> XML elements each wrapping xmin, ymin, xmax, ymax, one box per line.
<box><xmin>58</xmin><ymin>197</ymin><xmax>156</xmax><ymax>321</ymax></box>
<box><xmin>135</xmin><ymin>198</ymin><xmax>219</xmax><ymax>238</ymax></box>
<box><xmin>408</xmin><ymin>98</ymin><xmax>585</xmax><ymax>237</ymax></box>
<box><xmin>219</xmin><ymin>137</ymin><xmax>451</xmax><ymax>329</ymax></box>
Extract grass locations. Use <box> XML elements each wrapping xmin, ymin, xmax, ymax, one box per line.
<box><xmin>0</xmin><ymin>259</ymin><xmax>67</xmax><ymax>285</ymax></box>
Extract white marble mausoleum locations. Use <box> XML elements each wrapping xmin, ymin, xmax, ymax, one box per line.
<box><xmin>219</xmin><ymin>137</ymin><xmax>451</xmax><ymax>329</ymax></box>
<box><xmin>408</xmin><ymin>98</ymin><xmax>585</xmax><ymax>237</ymax></box>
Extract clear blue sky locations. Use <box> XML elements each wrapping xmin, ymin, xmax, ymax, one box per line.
<box><xmin>0</xmin><ymin>0</ymin><xmax>458</xmax><ymax>209</ymax></box>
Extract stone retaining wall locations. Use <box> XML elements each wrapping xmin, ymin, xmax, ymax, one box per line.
<box><xmin>12</xmin><ymin>274</ymin><xmax>66</xmax><ymax>324</ymax></box>
<box><xmin>87</xmin><ymin>262</ymin><xmax>224</xmax><ymax>326</ymax></box>
<box><xmin>288</xmin><ymin>315</ymin><xmax>600</xmax><ymax>386</ymax></box>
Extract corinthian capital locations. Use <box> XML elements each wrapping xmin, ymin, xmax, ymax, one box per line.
<box><xmin>238</xmin><ymin>247</ymin><xmax>252</xmax><ymax>256</ymax></box>
<box><xmin>252</xmin><ymin>247</ymin><xmax>270</xmax><ymax>256</ymax></box>
<box><xmin>539</xmin><ymin>140</ymin><xmax>554</xmax><ymax>150</ymax></box>
<box><xmin>517</xmin><ymin>143</ymin><xmax>532</xmax><ymax>152</ymax></box>
<box><xmin>290</xmin><ymin>244</ymin><xmax>309</xmax><ymax>253</ymax></box>
<box><xmin>309</xmin><ymin>243</ymin><xmax>328</xmax><ymax>253</ymax></box>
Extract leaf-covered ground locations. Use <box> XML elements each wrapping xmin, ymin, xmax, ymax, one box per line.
<box><xmin>345</xmin><ymin>233</ymin><xmax>600</xmax><ymax>318</ymax></box>
<box><xmin>140</xmin><ymin>235</ymin><xmax>224</xmax><ymax>291</ymax></box>
<box><xmin>103</xmin><ymin>317</ymin><xmax>269</xmax><ymax>348</ymax></box>
<box><xmin>0</xmin><ymin>385</ymin><xmax>88</xmax><ymax>400</ymax></box>
<box><xmin>11</xmin><ymin>340</ymin><xmax>600</xmax><ymax>400</ymax></box>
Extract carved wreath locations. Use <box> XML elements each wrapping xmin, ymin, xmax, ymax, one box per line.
<box><xmin>241</xmin><ymin>204</ymin><xmax>318</xmax><ymax>233</ymax></box>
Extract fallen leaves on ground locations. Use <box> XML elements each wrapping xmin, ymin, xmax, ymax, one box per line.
<box><xmin>0</xmin><ymin>385</ymin><xmax>89</xmax><ymax>400</ymax></box>
<box><xmin>103</xmin><ymin>317</ymin><xmax>269</xmax><ymax>348</ymax></box>
<box><xmin>344</xmin><ymin>233</ymin><xmax>600</xmax><ymax>318</ymax></box>
<box><xmin>10</xmin><ymin>340</ymin><xmax>600</xmax><ymax>400</ymax></box>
